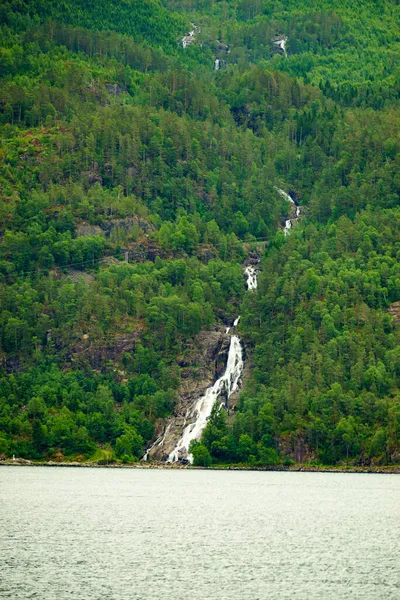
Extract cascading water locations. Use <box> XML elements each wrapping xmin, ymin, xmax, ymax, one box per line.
<box><xmin>143</xmin><ymin>424</ymin><xmax>172</xmax><ymax>461</ymax></box>
<box><xmin>244</xmin><ymin>266</ymin><xmax>258</xmax><ymax>290</ymax></box>
<box><xmin>284</xmin><ymin>219</ymin><xmax>292</xmax><ymax>235</ymax></box>
<box><xmin>143</xmin><ymin>197</ymin><xmax>303</xmax><ymax>464</ymax></box>
<box><xmin>181</xmin><ymin>23</ymin><xmax>198</xmax><ymax>49</ymax></box>
<box><xmin>274</xmin><ymin>186</ymin><xmax>296</xmax><ymax>206</ymax></box>
<box><xmin>167</xmin><ymin>332</ymin><xmax>244</xmax><ymax>463</ymax></box>
<box><xmin>165</xmin><ymin>266</ymin><xmax>258</xmax><ymax>463</ymax></box>
<box><xmin>274</xmin><ymin>186</ymin><xmax>300</xmax><ymax>235</ymax></box>
<box><xmin>274</xmin><ymin>36</ymin><xmax>288</xmax><ymax>58</ymax></box>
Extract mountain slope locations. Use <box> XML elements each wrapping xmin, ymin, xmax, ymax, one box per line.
<box><xmin>1</xmin><ymin>0</ymin><xmax>186</xmax><ymax>49</ymax></box>
<box><xmin>0</xmin><ymin>0</ymin><xmax>399</xmax><ymax>466</ymax></box>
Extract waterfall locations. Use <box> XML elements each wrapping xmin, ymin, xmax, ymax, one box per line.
<box><xmin>214</xmin><ymin>58</ymin><xmax>220</xmax><ymax>70</ymax></box>
<box><xmin>274</xmin><ymin>186</ymin><xmax>300</xmax><ymax>235</ymax></box>
<box><xmin>181</xmin><ymin>23</ymin><xmax>198</xmax><ymax>49</ymax></box>
<box><xmin>244</xmin><ymin>266</ymin><xmax>258</xmax><ymax>290</ymax></box>
<box><xmin>284</xmin><ymin>219</ymin><xmax>292</xmax><ymax>235</ymax></box>
<box><xmin>274</xmin><ymin>186</ymin><xmax>295</xmax><ymax>205</ymax></box>
<box><xmin>143</xmin><ymin>424</ymin><xmax>172</xmax><ymax>461</ymax></box>
<box><xmin>167</xmin><ymin>334</ymin><xmax>244</xmax><ymax>463</ymax></box>
<box><xmin>165</xmin><ymin>266</ymin><xmax>258</xmax><ymax>463</ymax></box>
<box><xmin>274</xmin><ymin>36</ymin><xmax>288</xmax><ymax>58</ymax></box>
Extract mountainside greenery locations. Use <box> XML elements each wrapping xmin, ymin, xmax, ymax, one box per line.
<box><xmin>0</xmin><ymin>0</ymin><xmax>399</xmax><ymax>467</ymax></box>
<box><xmin>1</xmin><ymin>0</ymin><xmax>186</xmax><ymax>50</ymax></box>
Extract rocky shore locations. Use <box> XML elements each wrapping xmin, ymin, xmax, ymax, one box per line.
<box><xmin>2</xmin><ymin>459</ymin><xmax>399</xmax><ymax>474</ymax></box>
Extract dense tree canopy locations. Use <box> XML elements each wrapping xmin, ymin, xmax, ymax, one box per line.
<box><xmin>0</xmin><ymin>0</ymin><xmax>399</xmax><ymax>466</ymax></box>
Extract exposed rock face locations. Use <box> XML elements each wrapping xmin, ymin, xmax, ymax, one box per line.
<box><xmin>67</xmin><ymin>269</ymin><xmax>96</xmax><ymax>284</ymax></box>
<box><xmin>76</xmin><ymin>217</ymin><xmax>156</xmax><ymax>239</ymax></box>
<box><xmin>147</xmin><ymin>330</ymin><xmax>231</xmax><ymax>461</ymax></box>
<box><xmin>278</xmin><ymin>434</ymin><xmax>317</xmax><ymax>464</ymax></box>
<box><xmin>76</xmin><ymin>223</ymin><xmax>104</xmax><ymax>237</ymax></box>
<box><xmin>388</xmin><ymin>301</ymin><xmax>400</xmax><ymax>323</ymax></box>
<box><xmin>247</xmin><ymin>250</ymin><xmax>261</xmax><ymax>265</ymax></box>
<box><xmin>105</xmin><ymin>83</ymin><xmax>126</xmax><ymax>96</ymax></box>
<box><xmin>196</xmin><ymin>244</ymin><xmax>218</xmax><ymax>263</ymax></box>
<box><xmin>126</xmin><ymin>240</ymin><xmax>167</xmax><ymax>262</ymax></box>
<box><xmin>81</xmin><ymin>162</ymin><xmax>103</xmax><ymax>186</ymax></box>
<box><xmin>70</xmin><ymin>330</ymin><xmax>142</xmax><ymax>370</ymax></box>
<box><xmin>101</xmin><ymin>216</ymin><xmax>156</xmax><ymax>237</ymax></box>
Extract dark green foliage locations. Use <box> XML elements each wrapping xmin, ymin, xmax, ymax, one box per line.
<box><xmin>0</xmin><ymin>0</ymin><xmax>399</xmax><ymax>465</ymax></box>
<box><xmin>235</xmin><ymin>208</ymin><xmax>400</xmax><ymax>465</ymax></box>
<box><xmin>189</xmin><ymin>440</ymin><xmax>212</xmax><ymax>467</ymax></box>
<box><xmin>1</xmin><ymin>0</ymin><xmax>186</xmax><ymax>50</ymax></box>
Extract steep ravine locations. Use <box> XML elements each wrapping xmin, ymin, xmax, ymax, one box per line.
<box><xmin>144</xmin><ymin>264</ymin><xmax>258</xmax><ymax>463</ymax></box>
<box><xmin>143</xmin><ymin>330</ymin><xmax>232</xmax><ymax>461</ymax></box>
<box><xmin>144</xmin><ymin>188</ymin><xmax>298</xmax><ymax>464</ymax></box>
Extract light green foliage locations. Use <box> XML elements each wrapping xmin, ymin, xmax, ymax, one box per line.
<box><xmin>0</xmin><ymin>0</ymin><xmax>399</xmax><ymax>465</ymax></box>
<box><xmin>234</xmin><ymin>209</ymin><xmax>400</xmax><ymax>465</ymax></box>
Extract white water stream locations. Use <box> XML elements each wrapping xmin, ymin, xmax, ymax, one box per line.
<box><xmin>166</xmin><ymin>266</ymin><xmax>258</xmax><ymax>463</ymax></box>
<box><xmin>181</xmin><ymin>23</ymin><xmax>198</xmax><ymax>49</ymax></box>
<box><xmin>274</xmin><ymin>186</ymin><xmax>300</xmax><ymax>235</ymax></box>
<box><xmin>143</xmin><ymin>192</ymin><xmax>299</xmax><ymax>463</ymax></box>
<box><xmin>143</xmin><ymin>423</ymin><xmax>172</xmax><ymax>462</ymax></box>
<box><xmin>274</xmin><ymin>36</ymin><xmax>288</xmax><ymax>58</ymax></box>
<box><xmin>284</xmin><ymin>219</ymin><xmax>292</xmax><ymax>234</ymax></box>
<box><xmin>167</xmin><ymin>333</ymin><xmax>244</xmax><ymax>463</ymax></box>
<box><xmin>244</xmin><ymin>266</ymin><xmax>258</xmax><ymax>290</ymax></box>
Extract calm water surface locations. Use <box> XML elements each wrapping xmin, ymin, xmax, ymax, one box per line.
<box><xmin>0</xmin><ymin>467</ymin><xmax>399</xmax><ymax>599</ymax></box>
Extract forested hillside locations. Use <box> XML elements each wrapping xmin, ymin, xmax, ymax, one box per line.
<box><xmin>1</xmin><ymin>0</ymin><xmax>186</xmax><ymax>49</ymax></box>
<box><xmin>0</xmin><ymin>0</ymin><xmax>399</xmax><ymax>467</ymax></box>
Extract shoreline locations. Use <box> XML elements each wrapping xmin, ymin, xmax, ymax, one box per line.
<box><xmin>1</xmin><ymin>460</ymin><xmax>400</xmax><ymax>474</ymax></box>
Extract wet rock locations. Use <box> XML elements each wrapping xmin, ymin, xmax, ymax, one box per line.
<box><xmin>70</xmin><ymin>330</ymin><xmax>142</xmax><ymax>369</ymax></box>
<box><xmin>146</xmin><ymin>330</ymin><xmax>231</xmax><ymax>461</ymax></box>
<box><xmin>11</xmin><ymin>458</ymin><xmax>32</xmax><ymax>465</ymax></box>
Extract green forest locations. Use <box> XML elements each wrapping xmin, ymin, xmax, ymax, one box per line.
<box><xmin>0</xmin><ymin>0</ymin><xmax>399</xmax><ymax>468</ymax></box>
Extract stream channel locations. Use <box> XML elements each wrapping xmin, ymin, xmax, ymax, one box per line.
<box><xmin>144</xmin><ymin>189</ymin><xmax>300</xmax><ymax>463</ymax></box>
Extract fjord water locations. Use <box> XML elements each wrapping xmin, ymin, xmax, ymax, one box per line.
<box><xmin>1</xmin><ymin>468</ymin><xmax>399</xmax><ymax>600</ymax></box>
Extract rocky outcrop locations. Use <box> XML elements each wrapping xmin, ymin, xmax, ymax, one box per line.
<box><xmin>101</xmin><ymin>216</ymin><xmax>156</xmax><ymax>237</ymax></box>
<box><xmin>76</xmin><ymin>223</ymin><xmax>104</xmax><ymax>237</ymax></box>
<box><xmin>105</xmin><ymin>83</ymin><xmax>126</xmax><ymax>97</ymax></box>
<box><xmin>388</xmin><ymin>301</ymin><xmax>400</xmax><ymax>323</ymax></box>
<box><xmin>70</xmin><ymin>329</ymin><xmax>142</xmax><ymax>371</ymax></box>
<box><xmin>277</xmin><ymin>434</ymin><xmax>317</xmax><ymax>464</ymax></box>
<box><xmin>76</xmin><ymin>216</ymin><xmax>156</xmax><ymax>239</ymax></box>
<box><xmin>81</xmin><ymin>162</ymin><xmax>103</xmax><ymax>186</ymax></box>
<box><xmin>196</xmin><ymin>244</ymin><xmax>218</xmax><ymax>263</ymax></box>
<box><xmin>146</xmin><ymin>330</ymin><xmax>231</xmax><ymax>461</ymax></box>
<box><xmin>126</xmin><ymin>240</ymin><xmax>167</xmax><ymax>262</ymax></box>
<box><xmin>67</xmin><ymin>269</ymin><xmax>96</xmax><ymax>284</ymax></box>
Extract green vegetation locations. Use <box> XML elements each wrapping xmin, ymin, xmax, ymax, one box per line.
<box><xmin>1</xmin><ymin>0</ymin><xmax>186</xmax><ymax>50</ymax></box>
<box><xmin>0</xmin><ymin>0</ymin><xmax>399</xmax><ymax>467</ymax></box>
<box><xmin>202</xmin><ymin>208</ymin><xmax>400</xmax><ymax>466</ymax></box>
